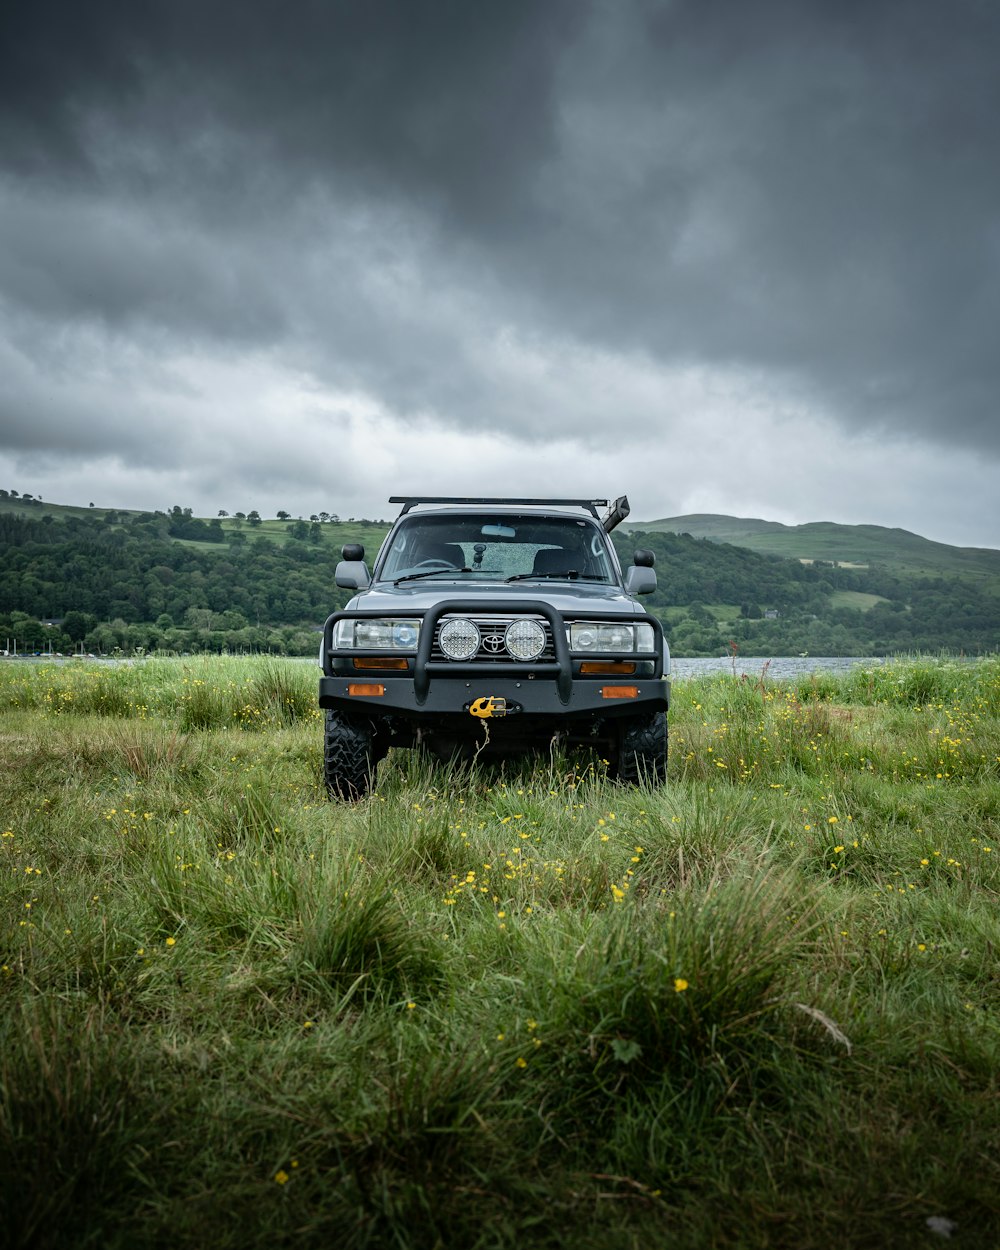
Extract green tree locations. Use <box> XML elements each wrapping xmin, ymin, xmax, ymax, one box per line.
<box><xmin>61</xmin><ymin>611</ymin><xmax>97</xmax><ymax>642</ymax></box>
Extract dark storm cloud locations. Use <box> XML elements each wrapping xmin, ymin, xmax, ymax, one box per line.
<box><xmin>0</xmin><ymin>187</ymin><xmax>287</xmax><ymax>344</ymax></box>
<box><xmin>0</xmin><ymin>0</ymin><xmax>577</xmax><ymax>224</ymax></box>
<box><xmin>1</xmin><ymin>0</ymin><xmax>999</xmax><ymax>465</ymax></box>
<box><xmin>522</xmin><ymin>0</ymin><xmax>1000</xmax><ymax>449</ymax></box>
<box><xmin>0</xmin><ymin>0</ymin><xmax>583</xmax><ymax>452</ymax></box>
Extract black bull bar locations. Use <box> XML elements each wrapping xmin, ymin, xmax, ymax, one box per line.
<box><xmin>322</xmin><ymin>599</ymin><xmax>666</xmax><ymax>705</ymax></box>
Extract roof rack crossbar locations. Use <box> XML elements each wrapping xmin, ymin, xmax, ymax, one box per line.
<box><xmin>389</xmin><ymin>496</ymin><xmax>608</xmax><ymax>517</ymax></box>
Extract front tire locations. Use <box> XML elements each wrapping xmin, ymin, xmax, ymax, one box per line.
<box><xmin>614</xmin><ymin>711</ymin><xmax>668</xmax><ymax>785</ymax></box>
<box><xmin>323</xmin><ymin>710</ymin><xmax>377</xmax><ymax>800</ymax></box>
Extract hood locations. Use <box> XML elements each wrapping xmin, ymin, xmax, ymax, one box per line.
<box><xmin>346</xmin><ymin>579</ymin><xmax>646</xmax><ymax>616</ymax></box>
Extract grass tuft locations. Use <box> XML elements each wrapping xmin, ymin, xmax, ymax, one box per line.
<box><xmin>0</xmin><ymin>654</ymin><xmax>998</xmax><ymax>1249</ymax></box>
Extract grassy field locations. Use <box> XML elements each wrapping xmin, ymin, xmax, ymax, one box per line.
<box><xmin>0</xmin><ymin>494</ymin><xmax>390</xmax><ymax>554</ymax></box>
<box><xmin>627</xmin><ymin>513</ymin><xmax>1000</xmax><ymax>580</ymax></box>
<box><xmin>216</xmin><ymin>517</ymin><xmax>389</xmax><ymax>552</ymax></box>
<box><xmin>1</xmin><ymin>656</ymin><xmax>998</xmax><ymax>1249</ymax></box>
<box><xmin>829</xmin><ymin>590</ymin><xmax>890</xmax><ymax>611</ymax></box>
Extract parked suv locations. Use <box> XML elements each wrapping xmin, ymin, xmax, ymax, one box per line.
<box><xmin>318</xmin><ymin>496</ymin><xmax>669</xmax><ymax>798</ymax></box>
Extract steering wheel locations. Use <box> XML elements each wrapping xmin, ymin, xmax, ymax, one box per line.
<box><xmin>415</xmin><ymin>558</ymin><xmax>456</xmax><ymax>568</ymax></box>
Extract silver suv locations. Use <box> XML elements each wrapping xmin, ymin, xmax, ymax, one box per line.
<box><xmin>318</xmin><ymin>496</ymin><xmax>669</xmax><ymax>798</ymax></box>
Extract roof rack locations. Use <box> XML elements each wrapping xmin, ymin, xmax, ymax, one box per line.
<box><xmin>388</xmin><ymin>495</ymin><xmax>633</xmax><ymax>532</ymax></box>
<box><xmin>389</xmin><ymin>496</ymin><xmax>608</xmax><ymax>518</ymax></box>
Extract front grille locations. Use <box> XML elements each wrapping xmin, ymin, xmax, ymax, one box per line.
<box><xmin>431</xmin><ymin>614</ymin><xmax>556</xmax><ymax>663</ymax></box>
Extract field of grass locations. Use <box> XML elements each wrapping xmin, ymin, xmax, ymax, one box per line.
<box><xmin>0</xmin><ymin>494</ymin><xmax>390</xmax><ymax>555</ymax></box>
<box><xmin>1</xmin><ymin>656</ymin><xmax>998</xmax><ymax>1249</ymax></box>
<box><xmin>662</xmin><ymin>603</ymin><xmax>742</xmax><ymax>624</ymax></box>
<box><xmin>830</xmin><ymin>590</ymin><xmax>890</xmax><ymax>611</ymax></box>
<box><xmin>629</xmin><ymin>513</ymin><xmax>1000</xmax><ymax>579</ymax></box>
<box><xmin>216</xmin><ymin>518</ymin><xmax>390</xmax><ymax>552</ymax></box>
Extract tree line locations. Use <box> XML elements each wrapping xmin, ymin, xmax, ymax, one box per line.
<box><xmin>0</xmin><ymin>509</ymin><xmax>352</xmax><ymax>655</ymax></box>
<box><xmin>0</xmin><ymin>507</ymin><xmax>996</xmax><ymax>656</ymax></box>
<box><xmin>615</xmin><ymin>529</ymin><xmax>999</xmax><ymax>656</ymax></box>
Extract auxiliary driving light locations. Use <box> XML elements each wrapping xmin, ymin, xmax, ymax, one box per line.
<box><xmin>505</xmin><ymin>618</ymin><xmax>546</xmax><ymax>661</ymax></box>
<box><xmin>439</xmin><ymin>617</ymin><xmax>481</xmax><ymax>660</ymax></box>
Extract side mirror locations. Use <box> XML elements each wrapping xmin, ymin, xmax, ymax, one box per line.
<box><xmin>336</xmin><ymin>545</ymin><xmax>371</xmax><ymax>590</ymax></box>
<box><xmin>336</xmin><ymin>542</ymin><xmax>370</xmax><ymax>590</ymax></box>
<box><xmin>336</xmin><ymin>562</ymin><xmax>370</xmax><ymax>590</ymax></box>
<box><xmin>625</xmin><ymin>563</ymin><xmax>656</xmax><ymax>596</ymax></box>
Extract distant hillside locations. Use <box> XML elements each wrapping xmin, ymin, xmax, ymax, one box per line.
<box><xmin>2</xmin><ymin>494</ymin><xmax>998</xmax><ymax>657</ymax></box>
<box><xmin>0</xmin><ymin>493</ymin><xmax>389</xmax><ymax>551</ymax></box>
<box><xmin>624</xmin><ymin>514</ymin><xmax>1000</xmax><ymax>580</ymax></box>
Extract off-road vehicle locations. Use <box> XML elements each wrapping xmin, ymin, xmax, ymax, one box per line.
<box><xmin>318</xmin><ymin>496</ymin><xmax>669</xmax><ymax>798</ymax></box>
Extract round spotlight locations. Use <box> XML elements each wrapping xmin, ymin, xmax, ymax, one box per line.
<box><xmin>439</xmin><ymin>617</ymin><xmax>480</xmax><ymax>660</ymax></box>
<box><xmin>505</xmin><ymin>618</ymin><xmax>546</xmax><ymax>661</ymax></box>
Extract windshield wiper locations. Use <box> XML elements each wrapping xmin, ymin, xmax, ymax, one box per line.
<box><xmin>394</xmin><ymin>567</ymin><xmax>472</xmax><ymax>585</ymax></box>
<box><xmin>505</xmin><ymin>570</ymin><xmax>605</xmax><ymax>583</ymax></box>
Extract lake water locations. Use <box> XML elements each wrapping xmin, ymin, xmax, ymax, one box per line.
<box><xmin>671</xmin><ymin>656</ymin><xmax>893</xmax><ymax>681</ymax></box>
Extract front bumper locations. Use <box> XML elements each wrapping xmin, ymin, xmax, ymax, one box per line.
<box><xmin>319</xmin><ymin>670</ymin><xmax>669</xmax><ymax>721</ymax></box>
<box><xmin>319</xmin><ymin>597</ymin><xmax>669</xmax><ymax>723</ymax></box>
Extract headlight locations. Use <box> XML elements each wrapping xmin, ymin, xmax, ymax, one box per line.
<box><xmin>439</xmin><ymin>617</ymin><xmax>481</xmax><ymax>660</ymax></box>
<box><xmin>333</xmin><ymin>618</ymin><xmax>421</xmax><ymax>651</ymax></box>
<box><xmin>569</xmin><ymin>621</ymin><xmax>657</xmax><ymax>654</ymax></box>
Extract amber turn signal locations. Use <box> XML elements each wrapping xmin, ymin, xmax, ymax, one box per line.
<box><xmin>348</xmin><ymin>683</ymin><xmax>385</xmax><ymax>697</ymax></box>
<box><xmin>600</xmin><ymin>685</ymin><xmax>639</xmax><ymax>699</ymax></box>
<box><xmin>354</xmin><ymin>657</ymin><xmax>408</xmax><ymax>670</ymax></box>
<box><xmin>580</xmin><ymin>662</ymin><xmax>637</xmax><ymax>675</ymax></box>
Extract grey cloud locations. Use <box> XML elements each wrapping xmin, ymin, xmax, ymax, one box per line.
<box><xmin>0</xmin><ymin>185</ymin><xmax>287</xmax><ymax>344</ymax></box>
<box><xmin>0</xmin><ymin>313</ymin><xmax>190</xmax><ymax>465</ymax></box>
<box><xmin>0</xmin><ymin>0</ymin><xmax>577</xmax><ymax>226</ymax></box>
<box><xmin>517</xmin><ymin>1</ymin><xmax>1000</xmax><ymax>448</ymax></box>
<box><xmin>1</xmin><ymin>0</ymin><xmax>999</xmax><ymax>506</ymax></box>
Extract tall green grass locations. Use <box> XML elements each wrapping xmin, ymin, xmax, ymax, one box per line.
<box><xmin>0</xmin><ymin>655</ymin><xmax>320</xmax><ymax>728</ymax></box>
<box><xmin>1</xmin><ymin>655</ymin><xmax>998</xmax><ymax>1248</ymax></box>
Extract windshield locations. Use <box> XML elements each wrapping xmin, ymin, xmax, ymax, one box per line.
<box><xmin>377</xmin><ymin>514</ymin><xmax>617</xmax><ymax>584</ymax></box>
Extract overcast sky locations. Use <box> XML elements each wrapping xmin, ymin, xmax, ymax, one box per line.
<box><xmin>1</xmin><ymin>0</ymin><xmax>998</xmax><ymax>548</ymax></box>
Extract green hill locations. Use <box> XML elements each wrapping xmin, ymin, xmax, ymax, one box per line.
<box><xmin>0</xmin><ymin>493</ymin><xmax>389</xmax><ymax>552</ymax></box>
<box><xmin>1</xmin><ymin>495</ymin><xmax>998</xmax><ymax>657</ymax></box>
<box><xmin>625</xmin><ymin>514</ymin><xmax>1000</xmax><ymax>580</ymax></box>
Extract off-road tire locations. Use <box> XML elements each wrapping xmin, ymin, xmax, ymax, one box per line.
<box><xmin>323</xmin><ymin>710</ymin><xmax>376</xmax><ymax>800</ymax></box>
<box><xmin>614</xmin><ymin>711</ymin><xmax>668</xmax><ymax>785</ymax></box>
